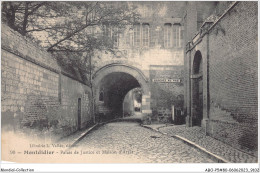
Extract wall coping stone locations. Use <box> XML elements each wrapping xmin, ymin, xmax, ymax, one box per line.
<box><xmin>187</xmin><ymin>1</ymin><xmax>239</xmax><ymax>52</ymax></box>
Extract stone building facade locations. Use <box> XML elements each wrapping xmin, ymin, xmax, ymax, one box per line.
<box><xmin>93</xmin><ymin>2</ymin><xmax>186</xmax><ymax>121</ymax></box>
<box><xmin>184</xmin><ymin>1</ymin><xmax>258</xmax><ymax>155</ymax></box>
<box><xmin>1</xmin><ymin>24</ymin><xmax>93</xmax><ymax>137</ymax></box>
<box><xmin>1</xmin><ymin>2</ymin><xmax>187</xmax><ymax>134</ymax></box>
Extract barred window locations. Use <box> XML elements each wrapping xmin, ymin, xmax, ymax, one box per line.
<box><xmin>142</xmin><ymin>24</ymin><xmax>149</xmax><ymax>47</ymax></box>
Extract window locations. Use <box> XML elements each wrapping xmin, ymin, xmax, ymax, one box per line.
<box><xmin>164</xmin><ymin>23</ymin><xmax>172</xmax><ymax>48</ymax></box>
<box><xmin>112</xmin><ymin>27</ymin><xmax>119</xmax><ymax>47</ymax></box>
<box><xmin>103</xmin><ymin>24</ymin><xmax>110</xmax><ymax>39</ymax></box>
<box><xmin>131</xmin><ymin>23</ymin><xmax>149</xmax><ymax>47</ymax></box>
<box><xmin>142</xmin><ymin>24</ymin><xmax>149</xmax><ymax>47</ymax></box>
<box><xmin>133</xmin><ymin>24</ymin><xmax>141</xmax><ymax>46</ymax></box>
<box><xmin>126</xmin><ymin>28</ymin><xmax>132</xmax><ymax>46</ymax></box>
<box><xmin>102</xmin><ymin>24</ymin><xmax>119</xmax><ymax>47</ymax></box>
<box><xmin>164</xmin><ymin>23</ymin><xmax>181</xmax><ymax>48</ymax></box>
<box><xmin>173</xmin><ymin>24</ymin><xmax>181</xmax><ymax>48</ymax></box>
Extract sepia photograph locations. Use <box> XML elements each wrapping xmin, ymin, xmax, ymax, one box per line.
<box><xmin>1</xmin><ymin>0</ymin><xmax>259</xmax><ymax>172</ymax></box>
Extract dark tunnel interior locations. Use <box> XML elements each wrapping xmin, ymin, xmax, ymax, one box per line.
<box><xmin>99</xmin><ymin>72</ymin><xmax>141</xmax><ymax>118</ymax></box>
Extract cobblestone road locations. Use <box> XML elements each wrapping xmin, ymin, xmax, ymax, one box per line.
<box><xmin>74</xmin><ymin>121</ymin><xmax>214</xmax><ymax>163</ymax></box>
<box><xmin>156</xmin><ymin>125</ymin><xmax>258</xmax><ymax>163</ymax></box>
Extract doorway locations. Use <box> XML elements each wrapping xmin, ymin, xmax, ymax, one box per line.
<box><xmin>193</xmin><ymin>51</ymin><xmax>203</xmax><ymax>126</ymax></box>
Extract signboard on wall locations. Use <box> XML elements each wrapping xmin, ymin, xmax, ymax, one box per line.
<box><xmin>149</xmin><ymin>65</ymin><xmax>184</xmax><ymax>113</ymax></box>
<box><xmin>152</xmin><ymin>78</ymin><xmax>181</xmax><ymax>83</ymax></box>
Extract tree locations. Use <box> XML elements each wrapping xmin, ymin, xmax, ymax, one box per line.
<box><xmin>2</xmin><ymin>2</ymin><xmax>139</xmax><ymax>75</ymax></box>
<box><xmin>1</xmin><ymin>2</ymin><xmax>70</xmax><ymax>36</ymax></box>
<box><xmin>2</xmin><ymin>1</ymin><xmax>140</xmax><ymax>123</ymax></box>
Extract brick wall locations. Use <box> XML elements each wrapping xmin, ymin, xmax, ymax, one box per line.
<box><xmin>150</xmin><ymin>65</ymin><xmax>184</xmax><ymax>123</ymax></box>
<box><xmin>207</xmin><ymin>2</ymin><xmax>257</xmax><ymax>154</ymax></box>
<box><xmin>1</xmin><ymin>24</ymin><xmax>92</xmax><ymax>138</ymax></box>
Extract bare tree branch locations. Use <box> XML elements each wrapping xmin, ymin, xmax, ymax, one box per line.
<box><xmin>47</xmin><ymin>22</ymin><xmax>102</xmax><ymax>51</ymax></box>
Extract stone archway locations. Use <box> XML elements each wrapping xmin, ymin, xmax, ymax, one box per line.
<box><xmin>191</xmin><ymin>51</ymin><xmax>203</xmax><ymax>126</ymax></box>
<box><xmin>93</xmin><ymin>63</ymin><xmax>151</xmax><ymax>120</ymax></box>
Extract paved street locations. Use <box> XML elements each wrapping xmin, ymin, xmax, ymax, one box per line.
<box><xmin>148</xmin><ymin>124</ymin><xmax>258</xmax><ymax>163</ymax></box>
<box><xmin>73</xmin><ymin>121</ymin><xmax>214</xmax><ymax>163</ymax></box>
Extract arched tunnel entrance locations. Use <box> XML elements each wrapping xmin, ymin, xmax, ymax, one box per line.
<box><xmin>99</xmin><ymin>72</ymin><xmax>141</xmax><ymax>119</ymax></box>
<box><xmin>93</xmin><ymin>64</ymin><xmax>151</xmax><ymax>122</ymax></box>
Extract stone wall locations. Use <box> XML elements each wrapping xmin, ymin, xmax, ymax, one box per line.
<box><xmin>91</xmin><ymin>2</ymin><xmax>186</xmax><ymax>119</ymax></box>
<box><xmin>59</xmin><ymin>74</ymin><xmax>92</xmax><ymax>134</ymax></box>
<box><xmin>93</xmin><ymin>2</ymin><xmax>185</xmax><ymax>78</ymax></box>
<box><xmin>1</xmin><ymin>24</ymin><xmax>92</xmax><ymax>138</ymax></box>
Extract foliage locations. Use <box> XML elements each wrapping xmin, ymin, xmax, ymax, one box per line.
<box><xmin>2</xmin><ymin>2</ymin><xmax>68</xmax><ymax>36</ymax></box>
<box><xmin>2</xmin><ymin>1</ymin><xmax>140</xmax><ymax>82</ymax></box>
